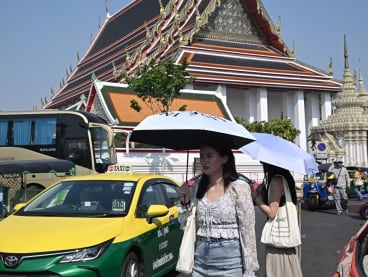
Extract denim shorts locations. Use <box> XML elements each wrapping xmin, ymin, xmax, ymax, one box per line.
<box><xmin>192</xmin><ymin>238</ymin><xmax>242</xmax><ymax>277</ymax></box>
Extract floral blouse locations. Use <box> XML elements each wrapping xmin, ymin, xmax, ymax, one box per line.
<box><xmin>196</xmin><ymin>190</ymin><xmax>239</xmax><ymax>239</ymax></box>
<box><xmin>178</xmin><ymin>178</ymin><xmax>259</xmax><ymax>276</ymax></box>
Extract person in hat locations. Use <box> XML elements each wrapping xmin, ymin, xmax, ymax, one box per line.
<box><xmin>179</xmin><ymin>140</ymin><xmax>259</xmax><ymax>276</ymax></box>
<box><xmin>328</xmin><ymin>161</ymin><xmax>350</xmax><ymax>215</ymax></box>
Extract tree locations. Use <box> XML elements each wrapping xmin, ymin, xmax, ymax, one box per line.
<box><xmin>235</xmin><ymin>117</ymin><xmax>300</xmax><ymax>142</ymax></box>
<box><xmin>123</xmin><ymin>59</ymin><xmax>193</xmax><ymax>113</ymax></box>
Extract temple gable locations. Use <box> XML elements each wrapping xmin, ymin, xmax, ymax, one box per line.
<box><xmin>199</xmin><ymin>0</ymin><xmax>264</xmax><ymax>44</ymax></box>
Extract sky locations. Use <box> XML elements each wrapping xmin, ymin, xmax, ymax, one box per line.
<box><xmin>1</xmin><ymin>0</ymin><xmax>367</xmax><ymax>111</ymax></box>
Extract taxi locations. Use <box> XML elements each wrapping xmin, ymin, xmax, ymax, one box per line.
<box><xmin>0</xmin><ymin>165</ymin><xmax>183</xmax><ymax>277</ymax></box>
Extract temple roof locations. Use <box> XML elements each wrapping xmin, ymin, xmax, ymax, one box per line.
<box><xmin>88</xmin><ymin>79</ymin><xmax>232</xmax><ymax>126</ymax></box>
<box><xmin>44</xmin><ymin>0</ymin><xmax>341</xmax><ymax>110</ymax></box>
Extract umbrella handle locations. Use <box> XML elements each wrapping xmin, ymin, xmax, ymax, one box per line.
<box><xmin>185</xmin><ymin>150</ymin><xmax>189</xmax><ymax>182</ymax></box>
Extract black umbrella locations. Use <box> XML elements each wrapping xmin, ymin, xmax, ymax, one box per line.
<box><xmin>129</xmin><ymin>111</ymin><xmax>255</xmax><ymax>180</ymax></box>
<box><xmin>129</xmin><ymin>111</ymin><xmax>255</xmax><ymax>150</ymax></box>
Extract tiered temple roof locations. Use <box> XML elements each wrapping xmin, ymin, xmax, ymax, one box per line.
<box><xmin>44</xmin><ymin>0</ymin><xmax>340</xmax><ymax>126</ymax></box>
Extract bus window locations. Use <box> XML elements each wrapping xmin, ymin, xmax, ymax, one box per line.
<box><xmin>34</xmin><ymin>118</ymin><xmax>56</xmax><ymax>145</ymax></box>
<box><xmin>13</xmin><ymin>119</ymin><xmax>32</xmax><ymax>145</ymax></box>
<box><xmin>0</xmin><ymin>120</ymin><xmax>8</xmax><ymax>145</ymax></box>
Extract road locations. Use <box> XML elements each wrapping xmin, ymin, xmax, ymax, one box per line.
<box><xmin>167</xmin><ymin>199</ymin><xmax>366</xmax><ymax>277</ymax></box>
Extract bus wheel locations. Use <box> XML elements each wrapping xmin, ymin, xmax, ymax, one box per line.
<box><xmin>120</xmin><ymin>252</ymin><xmax>142</xmax><ymax>277</ymax></box>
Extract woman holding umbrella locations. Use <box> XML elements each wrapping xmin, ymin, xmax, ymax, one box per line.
<box><xmin>253</xmin><ymin>163</ymin><xmax>303</xmax><ymax>277</ymax></box>
<box><xmin>180</xmin><ymin>140</ymin><xmax>259</xmax><ymax>277</ymax></box>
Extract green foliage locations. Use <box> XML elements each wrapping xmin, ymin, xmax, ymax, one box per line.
<box><xmin>307</xmin><ymin>133</ymin><xmax>317</xmax><ymax>151</ymax></box>
<box><xmin>123</xmin><ymin>59</ymin><xmax>193</xmax><ymax>113</ymax></box>
<box><xmin>235</xmin><ymin>117</ymin><xmax>300</xmax><ymax>142</ymax></box>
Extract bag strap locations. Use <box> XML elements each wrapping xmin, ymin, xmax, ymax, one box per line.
<box><xmin>337</xmin><ymin>168</ymin><xmax>342</xmax><ymax>180</ymax></box>
<box><xmin>274</xmin><ymin>175</ymin><xmax>292</xmax><ymax>202</ymax></box>
<box><xmin>191</xmin><ymin>206</ymin><xmax>196</xmax><ymax>215</ymax></box>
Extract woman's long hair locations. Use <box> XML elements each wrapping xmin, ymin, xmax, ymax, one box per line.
<box><xmin>262</xmin><ymin>163</ymin><xmax>298</xmax><ymax>205</ymax></box>
<box><xmin>196</xmin><ymin>140</ymin><xmax>237</xmax><ymax>199</ymax></box>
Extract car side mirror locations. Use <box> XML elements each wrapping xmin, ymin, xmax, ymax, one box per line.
<box><xmin>146</xmin><ymin>204</ymin><xmax>169</xmax><ymax>224</ymax></box>
<box><xmin>12</xmin><ymin>203</ymin><xmax>26</xmax><ymax>213</ymax></box>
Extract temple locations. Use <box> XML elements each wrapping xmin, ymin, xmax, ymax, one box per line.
<box><xmin>41</xmin><ymin>0</ymin><xmax>367</xmax><ymax>175</ymax></box>
<box><xmin>311</xmin><ymin>35</ymin><xmax>368</xmax><ymax>167</ymax></box>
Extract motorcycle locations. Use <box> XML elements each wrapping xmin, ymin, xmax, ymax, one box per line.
<box><xmin>303</xmin><ymin>172</ymin><xmax>335</xmax><ymax>211</ymax></box>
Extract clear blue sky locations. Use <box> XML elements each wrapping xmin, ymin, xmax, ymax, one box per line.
<box><xmin>1</xmin><ymin>0</ymin><xmax>367</xmax><ymax>111</ymax></box>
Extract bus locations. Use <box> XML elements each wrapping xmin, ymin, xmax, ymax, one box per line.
<box><xmin>0</xmin><ymin>110</ymin><xmax>116</xmax><ymax>204</ymax></box>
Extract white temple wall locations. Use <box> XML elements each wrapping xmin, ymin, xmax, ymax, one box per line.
<box><xmin>257</xmin><ymin>88</ymin><xmax>268</xmax><ymax>121</ymax></box>
<box><xmin>321</xmin><ymin>93</ymin><xmax>332</xmax><ymax>120</ymax></box>
<box><xmin>305</xmin><ymin>93</ymin><xmax>320</xmax><ymax>151</ymax></box>
<box><xmin>293</xmin><ymin>90</ymin><xmax>307</xmax><ymax>149</ymax></box>
<box><xmin>267</xmin><ymin>91</ymin><xmax>283</xmax><ymax>119</ymax></box>
<box><xmin>247</xmin><ymin>88</ymin><xmax>257</xmax><ymax>123</ymax></box>
<box><xmin>227</xmin><ymin>87</ymin><xmax>247</xmax><ymax>121</ymax></box>
<box><xmin>282</xmin><ymin>91</ymin><xmax>294</xmax><ymax>120</ymax></box>
<box><xmin>184</xmin><ymin>85</ymin><xmax>334</xmax><ymax>156</ymax></box>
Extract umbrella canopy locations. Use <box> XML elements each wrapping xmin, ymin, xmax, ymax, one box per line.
<box><xmin>129</xmin><ymin>111</ymin><xmax>255</xmax><ymax>150</ymax></box>
<box><xmin>240</xmin><ymin>133</ymin><xmax>318</xmax><ymax>175</ymax></box>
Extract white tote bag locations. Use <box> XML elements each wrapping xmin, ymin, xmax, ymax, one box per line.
<box><xmin>176</xmin><ymin>206</ymin><xmax>196</xmax><ymax>274</ymax></box>
<box><xmin>260</xmin><ymin>176</ymin><xmax>301</xmax><ymax>248</ymax></box>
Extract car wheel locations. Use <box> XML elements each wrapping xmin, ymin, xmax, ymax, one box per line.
<box><xmin>359</xmin><ymin>204</ymin><xmax>368</xmax><ymax>219</ymax></box>
<box><xmin>121</xmin><ymin>252</ymin><xmax>142</xmax><ymax>277</ymax></box>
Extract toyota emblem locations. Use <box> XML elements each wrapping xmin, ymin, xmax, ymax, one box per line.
<box><xmin>4</xmin><ymin>255</ymin><xmax>19</xmax><ymax>268</ymax></box>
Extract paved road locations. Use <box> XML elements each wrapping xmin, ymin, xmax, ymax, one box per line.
<box><xmin>167</xmin><ymin>199</ymin><xmax>366</xmax><ymax>277</ymax></box>
<box><xmin>256</xmin><ymin>200</ymin><xmax>365</xmax><ymax>277</ymax></box>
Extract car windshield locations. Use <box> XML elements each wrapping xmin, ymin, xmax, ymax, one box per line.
<box><xmin>16</xmin><ymin>180</ymin><xmax>136</xmax><ymax>217</ymax></box>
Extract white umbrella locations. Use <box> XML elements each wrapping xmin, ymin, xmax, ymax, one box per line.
<box><xmin>129</xmin><ymin>111</ymin><xmax>255</xmax><ymax>150</ymax></box>
<box><xmin>240</xmin><ymin>133</ymin><xmax>318</xmax><ymax>175</ymax></box>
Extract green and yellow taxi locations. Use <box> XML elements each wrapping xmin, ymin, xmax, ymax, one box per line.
<box><xmin>0</xmin><ymin>165</ymin><xmax>183</xmax><ymax>276</ymax></box>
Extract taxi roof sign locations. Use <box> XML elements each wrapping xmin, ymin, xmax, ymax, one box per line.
<box><xmin>107</xmin><ymin>164</ymin><xmax>133</xmax><ymax>173</ymax></box>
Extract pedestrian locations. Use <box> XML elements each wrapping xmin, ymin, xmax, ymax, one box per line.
<box><xmin>179</xmin><ymin>140</ymin><xmax>259</xmax><ymax>276</ymax></box>
<box><xmin>328</xmin><ymin>161</ymin><xmax>350</xmax><ymax>215</ymax></box>
<box><xmin>0</xmin><ymin>186</ymin><xmax>4</xmax><ymax>218</ymax></box>
<box><xmin>354</xmin><ymin>168</ymin><xmax>364</xmax><ymax>201</ymax></box>
<box><xmin>253</xmin><ymin>163</ymin><xmax>303</xmax><ymax>277</ymax></box>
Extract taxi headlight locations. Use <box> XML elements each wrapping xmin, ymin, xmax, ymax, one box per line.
<box><xmin>59</xmin><ymin>240</ymin><xmax>111</xmax><ymax>263</ymax></box>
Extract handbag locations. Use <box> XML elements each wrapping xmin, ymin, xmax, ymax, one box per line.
<box><xmin>176</xmin><ymin>206</ymin><xmax>196</xmax><ymax>274</ymax></box>
<box><xmin>355</xmin><ymin>178</ymin><xmax>363</xmax><ymax>186</ymax></box>
<box><xmin>260</xmin><ymin>176</ymin><xmax>301</xmax><ymax>248</ymax></box>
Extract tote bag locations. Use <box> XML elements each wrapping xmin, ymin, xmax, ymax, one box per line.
<box><xmin>176</xmin><ymin>206</ymin><xmax>196</xmax><ymax>274</ymax></box>
<box><xmin>260</xmin><ymin>176</ymin><xmax>301</xmax><ymax>248</ymax></box>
